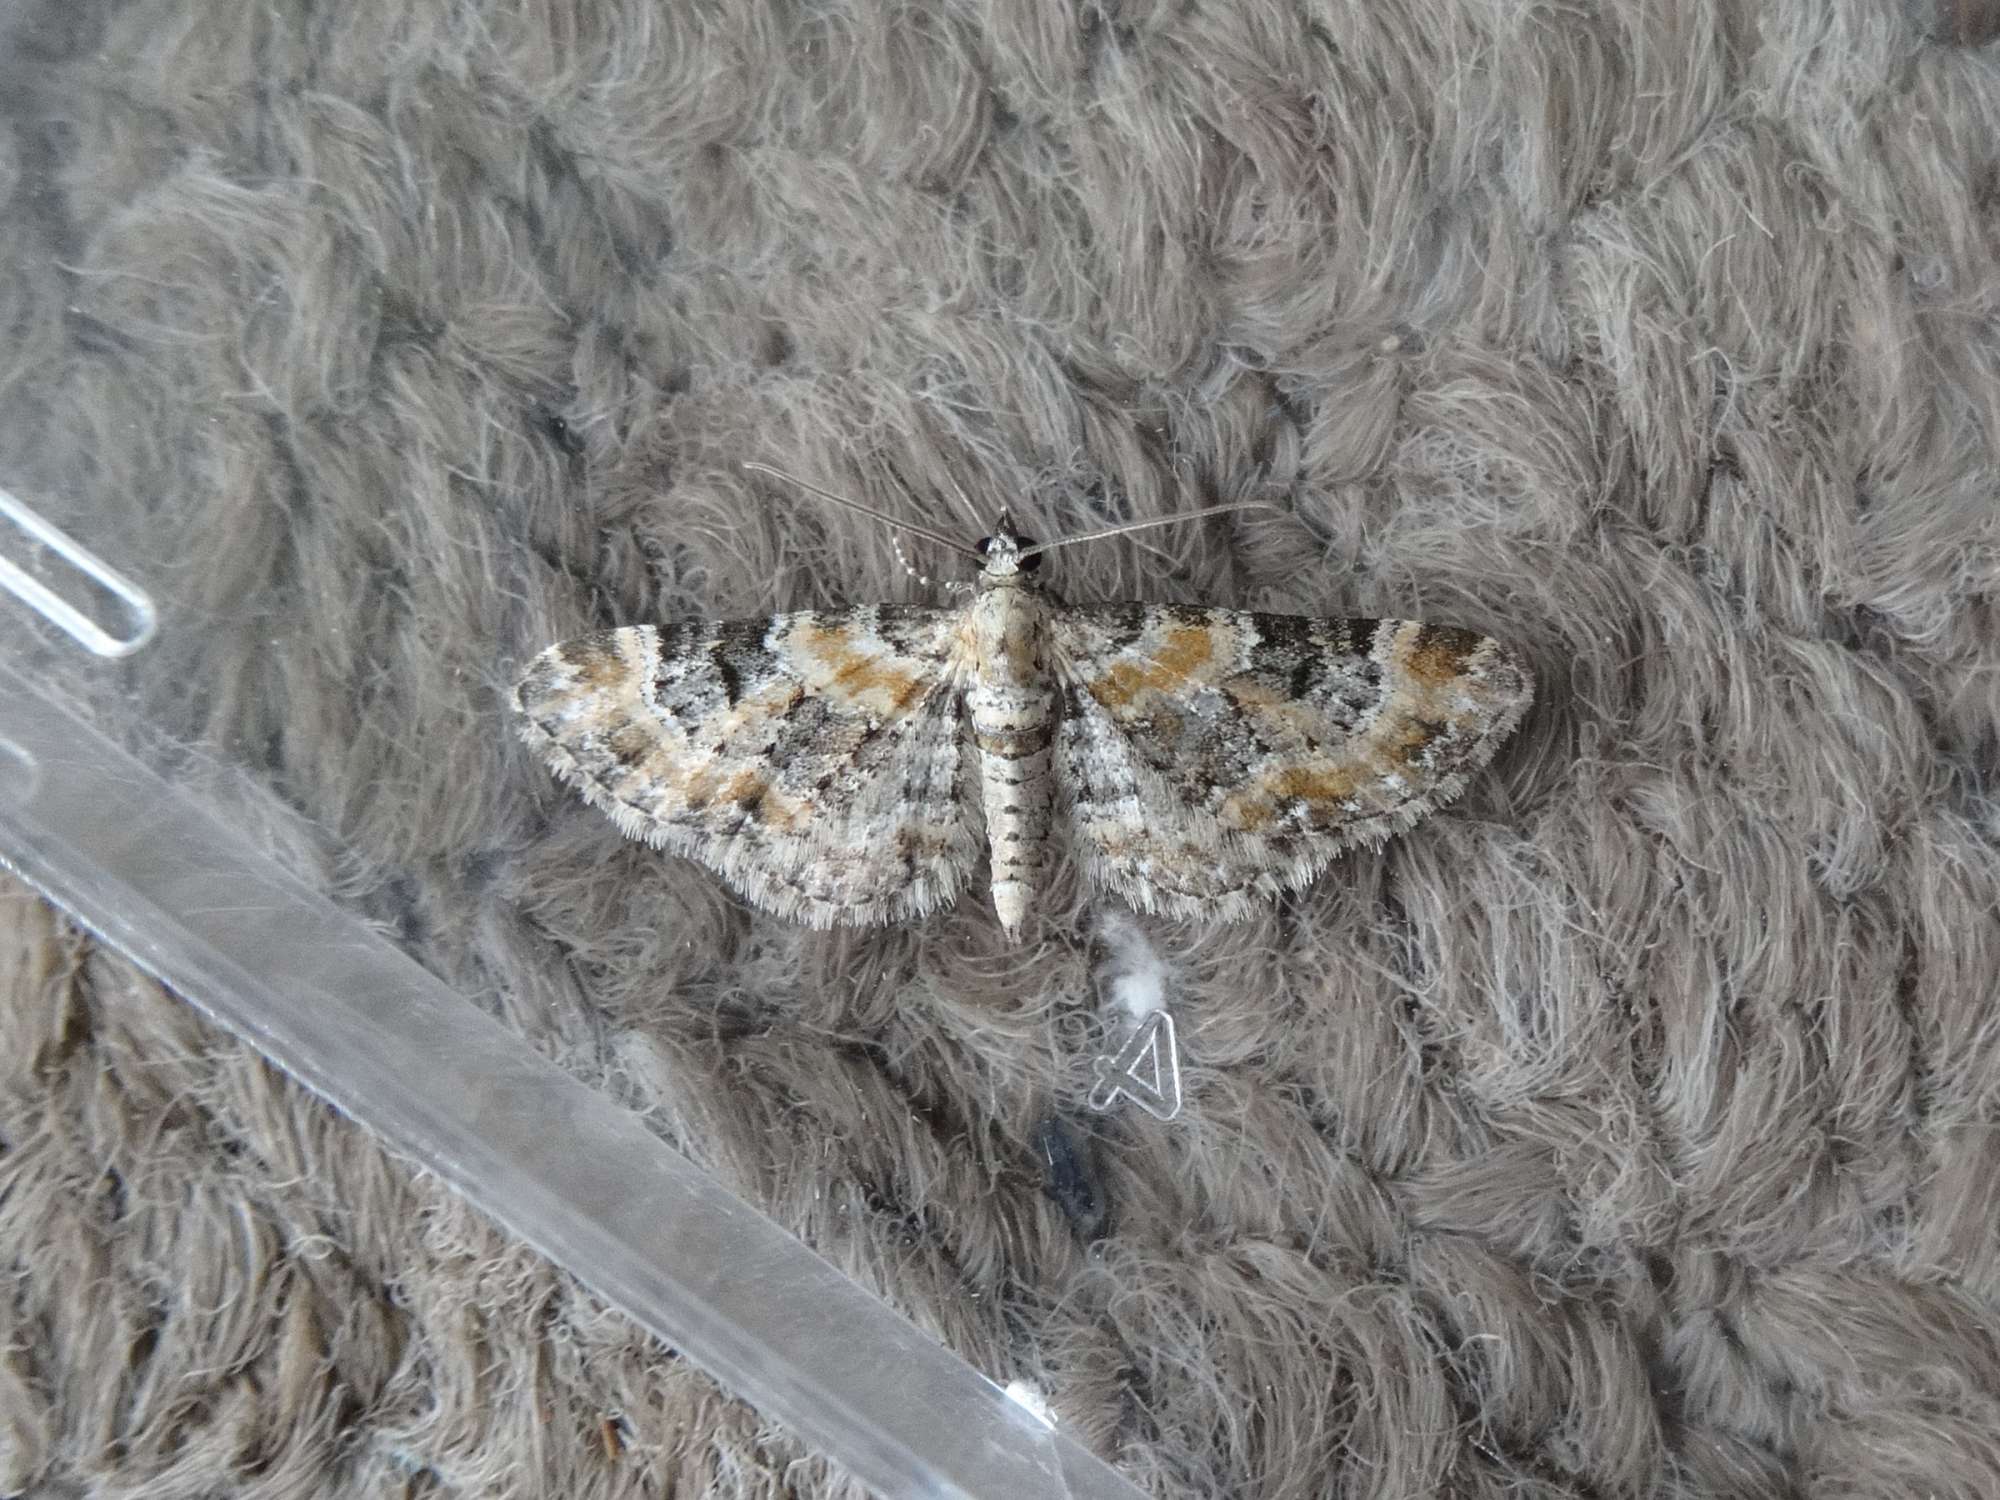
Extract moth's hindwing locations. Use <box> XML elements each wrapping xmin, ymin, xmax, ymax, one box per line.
<box><xmin>513</xmin><ymin>607</ymin><xmax>978</xmax><ymax>926</ymax></box>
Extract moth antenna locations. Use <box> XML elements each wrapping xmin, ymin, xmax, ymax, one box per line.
<box><xmin>743</xmin><ymin>462</ymin><xmax>986</xmax><ymax>560</ymax></box>
<box><xmin>889</xmin><ymin>531</ymin><xmax>936</xmax><ymax>588</ymax></box>
<box><xmin>1016</xmin><ymin>500</ymin><xmax>1285</xmax><ymax>559</ymax></box>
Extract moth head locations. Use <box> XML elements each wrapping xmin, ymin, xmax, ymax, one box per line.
<box><xmin>976</xmin><ymin>524</ymin><xmax>1043</xmax><ymax>578</ymax></box>
<box><xmin>739</xmin><ymin>462</ymin><xmax>1278</xmax><ymax>591</ymax></box>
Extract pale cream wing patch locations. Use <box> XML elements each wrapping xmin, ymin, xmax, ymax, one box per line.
<box><xmin>513</xmin><ymin>606</ymin><xmax>977</xmax><ymax>927</ymax></box>
<box><xmin>1049</xmin><ymin>604</ymin><xmax>1534</xmax><ymax>922</ymax></box>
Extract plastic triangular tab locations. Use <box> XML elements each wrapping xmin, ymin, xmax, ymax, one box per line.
<box><xmin>1086</xmin><ymin>1011</ymin><xmax>1182</xmax><ymax>1121</ymax></box>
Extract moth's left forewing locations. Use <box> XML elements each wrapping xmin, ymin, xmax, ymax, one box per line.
<box><xmin>1371</xmin><ymin>620</ymin><xmax>1535</xmax><ymax>783</ymax></box>
<box><xmin>1220</xmin><ymin>617</ymin><xmax>1534</xmax><ymax>837</ymax></box>
<box><xmin>1048</xmin><ymin>604</ymin><xmax>1533</xmax><ymax>920</ymax></box>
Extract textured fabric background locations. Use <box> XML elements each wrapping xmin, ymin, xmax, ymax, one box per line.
<box><xmin>3</xmin><ymin>1</ymin><xmax>1999</xmax><ymax>1496</ymax></box>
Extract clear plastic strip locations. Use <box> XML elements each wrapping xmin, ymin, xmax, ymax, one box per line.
<box><xmin>0</xmin><ymin>488</ymin><xmax>158</xmax><ymax>657</ymax></box>
<box><xmin>0</xmin><ymin>660</ymin><xmax>1142</xmax><ymax>1500</ymax></box>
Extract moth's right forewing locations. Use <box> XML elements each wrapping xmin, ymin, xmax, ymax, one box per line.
<box><xmin>513</xmin><ymin>608</ymin><xmax>982</xmax><ymax>926</ymax></box>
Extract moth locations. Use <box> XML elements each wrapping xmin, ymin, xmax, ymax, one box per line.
<box><xmin>513</xmin><ymin>466</ymin><xmax>1533</xmax><ymax>939</ymax></box>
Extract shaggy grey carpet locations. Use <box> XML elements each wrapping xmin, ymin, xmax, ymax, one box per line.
<box><xmin>4</xmin><ymin>0</ymin><xmax>2000</xmax><ymax>1496</ymax></box>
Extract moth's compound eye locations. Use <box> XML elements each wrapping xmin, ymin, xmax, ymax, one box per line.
<box><xmin>976</xmin><ymin>536</ymin><xmax>997</xmax><ymax>556</ymax></box>
<box><xmin>1017</xmin><ymin>544</ymin><xmax>1044</xmax><ymax>573</ymax></box>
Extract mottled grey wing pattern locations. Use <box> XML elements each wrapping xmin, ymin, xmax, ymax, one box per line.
<box><xmin>1049</xmin><ymin>604</ymin><xmax>1534</xmax><ymax>921</ymax></box>
<box><xmin>512</xmin><ymin>607</ymin><xmax>977</xmax><ymax>927</ymax></box>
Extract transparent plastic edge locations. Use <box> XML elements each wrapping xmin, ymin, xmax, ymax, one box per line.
<box><xmin>0</xmin><ymin>661</ymin><xmax>1144</xmax><ymax>1500</ymax></box>
<box><xmin>0</xmin><ymin>488</ymin><xmax>159</xmax><ymax>657</ymax></box>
